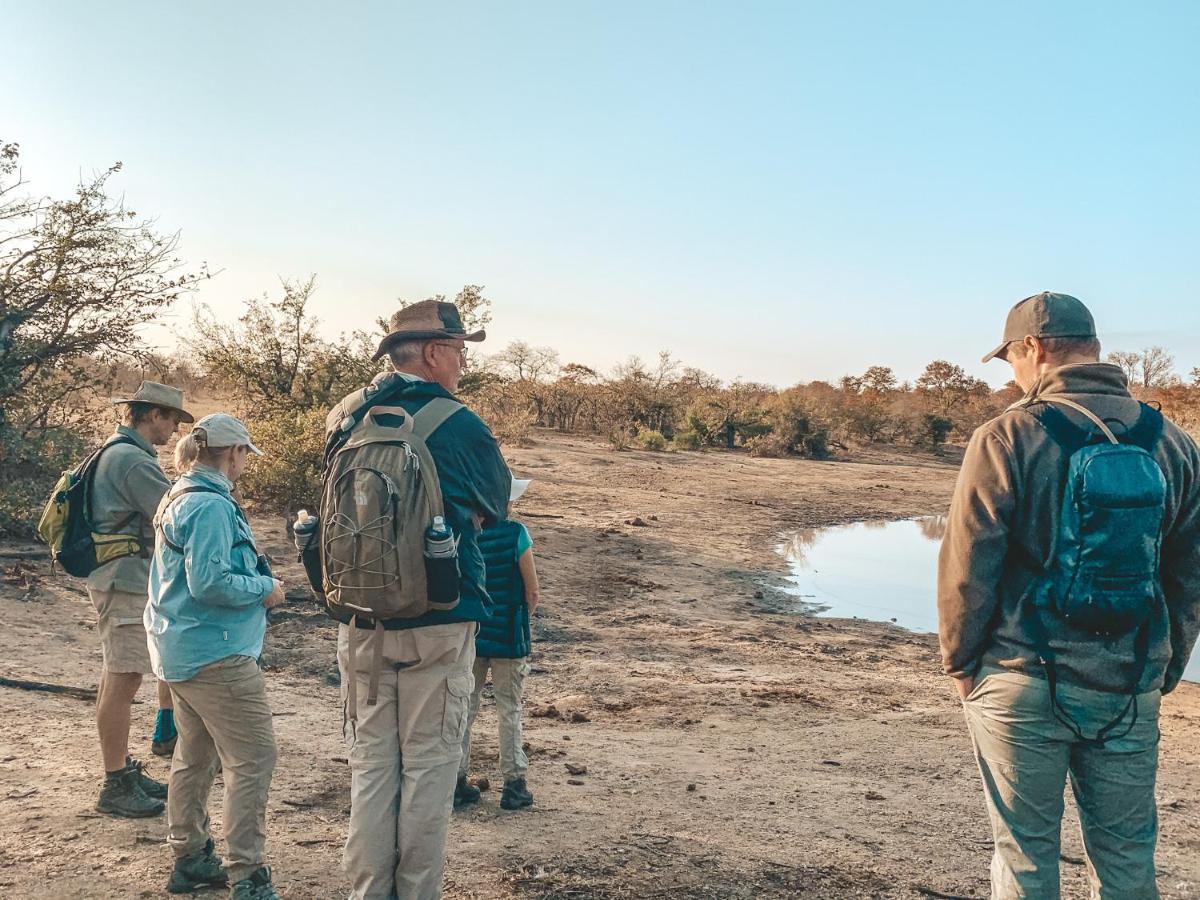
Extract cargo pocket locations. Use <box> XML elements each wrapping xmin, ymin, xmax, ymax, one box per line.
<box><xmin>441</xmin><ymin>673</ymin><xmax>473</xmax><ymax>746</ymax></box>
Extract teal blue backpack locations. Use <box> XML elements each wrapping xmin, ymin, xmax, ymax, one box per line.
<box><xmin>1016</xmin><ymin>395</ymin><xmax>1166</xmax><ymax>745</ymax></box>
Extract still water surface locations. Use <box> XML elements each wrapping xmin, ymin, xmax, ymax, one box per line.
<box><xmin>777</xmin><ymin>517</ymin><xmax>1198</xmax><ymax>683</ymax></box>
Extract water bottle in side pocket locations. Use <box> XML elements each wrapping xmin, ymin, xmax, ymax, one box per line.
<box><xmin>293</xmin><ymin>509</ymin><xmax>324</xmax><ymax>594</ymax></box>
<box><xmin>424</xmin><ymin>515</ymin><xmax>460</xmax><ymax>607</ymax></box>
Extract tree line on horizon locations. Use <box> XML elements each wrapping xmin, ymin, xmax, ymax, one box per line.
<box><xmin>3</xmin><ymin>140</ymin><xmax>1198</xmax><ymax>536</ymax></box>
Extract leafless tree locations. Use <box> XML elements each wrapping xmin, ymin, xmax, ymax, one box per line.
<box><xmin>1107</xmin><ymin>347</ymin><xmax>1178</xmax><ymax>389</ymax></box>
<box><xmin>491</xmin><ymin>340</ymin><xmax>560</xmax><ymax>382</ymax></box>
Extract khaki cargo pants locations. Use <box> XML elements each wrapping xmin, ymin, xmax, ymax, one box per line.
<box><xmin>460</xmin><ymin>657</ymin><xmax>530</xmax><ymax>781</ymax></box>
<box><xmin>338</xmin><ymin>621</ymin><xmax>475</xmax><ymax>900</ymax></box>
<box><xmin>167</xmin><ymin>656</ymin><xmax>278</xmax><ymax>883</ymax></box>
<box><xmin>962</xmin><ymin>666</ymin><xmax>1161</xmax><ymax>900</ymax></box>
<box><xmin>87</xmin><ymin>587</ymin><xmax>152</xmax><ymax>675</ymax></box>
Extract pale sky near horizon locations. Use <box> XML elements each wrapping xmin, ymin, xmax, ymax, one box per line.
<box><xmin>4</xmin><ymin>2</ymin><xmax>1198</xmax><ymax>388</ymax></box>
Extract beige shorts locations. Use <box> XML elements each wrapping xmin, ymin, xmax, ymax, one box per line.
<box><xmin>87</xmin><ymin>588</ymin><xmax>152</xmax><ymax>675</ymax></box>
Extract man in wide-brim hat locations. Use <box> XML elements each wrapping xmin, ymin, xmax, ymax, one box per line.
<box><xmin>330</xmin><ymin>298</ymin><xmax>511</xmax><ymax>900</ymax></box>
<box><xmin>371</xmin><ymin>297</ymin><xmax>486</xmax><ymax>365</ymax></box>
<box><xmin>90</xmin><ymin>381</ymin><xmax>195</xmax><ymax>817</ymax></box>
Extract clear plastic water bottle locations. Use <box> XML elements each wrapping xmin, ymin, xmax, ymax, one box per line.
<box><xmin>424</xmin><ymin>515</ymin><xmax>455</xmax><ymax>558</ymax></box>
<box><xmin>424</xmin><ymin>515</ymin><xmax>459</xmax><ymax>606</ymax></box>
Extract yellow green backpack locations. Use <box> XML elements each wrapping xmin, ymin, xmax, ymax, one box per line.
<box><xmin>37</xmin><ymin>436</ymin><xmax>143</xmax><ymax>576</ymax></box>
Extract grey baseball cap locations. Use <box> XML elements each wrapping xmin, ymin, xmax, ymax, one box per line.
<box><xmin>982</xmin><ymin>292</ymin><xmax>1097</xmax><ymax>363</ymax></box>
<box><xmin>191</xmin><ymin>413</ymin><xmax>264</xmax><ymax>455</ymax></box>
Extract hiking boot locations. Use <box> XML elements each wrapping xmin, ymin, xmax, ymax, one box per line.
<box><xmin>167</xmin><ymin>839</ymin><xmax>228</xmax><ymax>894</ymax></box>
<box><xmin>127</xmin><ymin>756</ymin><xmax>168</xmax><ymax>800</ymax></box>
<box><xmin>230</xmin><ymin>866</ymin><xmax>279</xmax><ymax>900</ymax></box>
<box><xmin>96</xmin><ymin>764</ymin><xmax>164</xmax><ymax>818</ymax></box>
<box><xmin>152</xmin><ymin>733</ymin><xmax>178</xmax><ymax>758</ymax></box>
<box><xmin>500</xmin><ymin>776</ymin><xmax>533</xmax><ymax>810</ymax></box>
<box><xmin>454</xmin><ymin>774</ymin><xmax>481</xmax><ymax>807</ymax></box>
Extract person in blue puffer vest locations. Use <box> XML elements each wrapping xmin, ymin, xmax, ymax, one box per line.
<box><xmin>455</xmin><ymin>477</ymin><xmax>541</xmax><ymax>811</ymax></box>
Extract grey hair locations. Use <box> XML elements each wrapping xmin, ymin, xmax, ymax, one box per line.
<box><xmin>387</xmin><ymin>339</ymin><xmax>428</xmax><ymax>370</ymax></box>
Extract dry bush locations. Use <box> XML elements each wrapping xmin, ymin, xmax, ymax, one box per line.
<box><xmin>469</xmin><ymin>382</ymin><xmax>537</xmax><ymax>447</ymax></box>
<box><xmin>634</xmin><ymin>427</ymin><xmax>667</xmax><ymax>451</ymax></box>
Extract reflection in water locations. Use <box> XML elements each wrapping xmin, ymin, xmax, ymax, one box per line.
<box><xmin>917</xmin><ymin>515</ymin><xmax>947</xmax><ymax>542</ymax></box>
<box><xmin>776</xmin><ymin>517</ymin><xmax>1197</xmax><ymax>683</ymax></box>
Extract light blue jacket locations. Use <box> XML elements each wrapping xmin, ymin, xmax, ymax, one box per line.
<box><xmin>145</xmin><ymin>466</ymin><xmax>276</xmax><ymax>682</ymax></box>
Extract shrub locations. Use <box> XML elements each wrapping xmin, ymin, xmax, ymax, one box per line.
<box><xmin>634</xmin><ymin>427</ymin><xmax>667</xmax><ymax>451</ymax></box>
<box><xmin>239</xmin><ymin>408</ymin><xmax>327</xmax><ymax>511</ymax></box>
<box><xmin>746</xmin><ymin>432</ymin><xmax>791</xmax><ymax>458</ymax></box>
<box><xmin>0</xmin><ymin>426</ymin><xmax>86</xmax><ymax>538</ymax></box>
<box><xmin>671</xmin><ymin>429</ymin><xmax>701</xmax><ymax>450</ymax></box>
<box><xmin>469</xmin><ymin>382</ymin><xmax>537</xmax><ymax>447</ymax></box>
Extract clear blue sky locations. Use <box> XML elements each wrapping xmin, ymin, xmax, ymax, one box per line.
<box><xmin>4</xmin><ymin>2</ymin><xmax>1198</xmax><ymax>387</ymax></box>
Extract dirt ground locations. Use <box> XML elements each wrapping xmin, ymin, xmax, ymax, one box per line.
<box><xmin>2</xmin><ymin>429</ymin><xmax>1197</xmax><ymax>899</ymax></box>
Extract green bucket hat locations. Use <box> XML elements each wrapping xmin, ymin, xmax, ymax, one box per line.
<box><xmin>372</xmin><ymin>298</ymin><xmax>486</xmax><ymax>362</ymax></box>
<box><xmin>110</xmin><ymin>380</ymin><xmax>195</xmax><ymax>423</ymax></box>
<box><xmin>982</xmin><ymin>292</ymin><xmax>1097</xmax><ymax>363</ymax></box>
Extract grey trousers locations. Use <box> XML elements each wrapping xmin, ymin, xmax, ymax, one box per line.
<box><xmin>962</xmin><ymin>666</ymin><xmax>1161</xmax><ymax>900</ymax></box>
<box><xmin>338</xmin><ymin>622</ymin><xmax>475</xmax><ymax>900</ymax></box>
<box><xmin>167</xmin><ymin>655</ymin><xmax>277</xmax><ymax>883</ymax></box>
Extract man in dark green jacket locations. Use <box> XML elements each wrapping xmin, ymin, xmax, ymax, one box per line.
<box><xmin>939</xmin><ymin>293</ymin><xmax>1200</xmax><ymax>899</ymax></box>
<box><xmin>330</xmin><ymin>299</ymin><xmax>510</xmax><ymax>900</ymax></box>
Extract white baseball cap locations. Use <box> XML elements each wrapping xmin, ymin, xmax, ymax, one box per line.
<box><xmin>192</xmin><ymin>413</ymin><xmax>264</xmax><ymax>455</ymax></box>
<box><xmin>510</xmin><ymin>477</ymin><xmax>531</xmax><ymax>502</ymax></box>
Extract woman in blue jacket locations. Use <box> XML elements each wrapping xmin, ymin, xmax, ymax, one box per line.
<box><xmin>146</xmin><ymin>413</ymin><xmax>284</xmax><ymax>900</ymax></box>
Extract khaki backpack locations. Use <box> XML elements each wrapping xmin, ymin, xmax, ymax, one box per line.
<box><xmin>321</xmin><ymin>392</ymin><xmax>463</xmax><ymax>720</ymax></box>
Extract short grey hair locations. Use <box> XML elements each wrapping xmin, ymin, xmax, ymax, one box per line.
<box><xmin>387</xmin><ymin>339</ymin><xmax>428</xmax><ymax>370</ymax></box>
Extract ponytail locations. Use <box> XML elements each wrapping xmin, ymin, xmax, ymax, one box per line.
<box><xmin>174</xmin><ymin>427</ymin><xmax>232</xmax><ymax>473</ymax></box>
<box><xmin>174</xmin><ymin>431</ymin><xmax>202</xmax><ymax>472</ymax></box>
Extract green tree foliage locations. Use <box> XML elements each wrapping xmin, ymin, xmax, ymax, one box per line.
<box><xmin>0</xmin><ymin>141</ymin><xmax>205</xmax><ymax>432</ymax></box>
<box><xmin>188</xmin><ymin>276</ymin><xmax>377</xmax><ymax>413</ymax></box>
<box><xmin>0</xmin><ymin>141</ymin><xmax>202</xmax><ymax>536</ymax></box>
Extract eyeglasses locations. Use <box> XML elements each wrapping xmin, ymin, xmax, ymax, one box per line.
<box><xmin>432</xmin><ymin>342</ymin><xmax>468</xmax><ymax>359</ymax></box>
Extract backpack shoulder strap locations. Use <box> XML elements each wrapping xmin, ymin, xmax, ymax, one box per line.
<box><xmin>82</xmin><ymin>435</ymin><xmax>144</xmax><ymax>529</ymax></box>
<box><xmin>1015</xmin><ymin>401</ymin><xmax>1091</xmax><ymax>454</ymax></box>
<box><xmin>324</xmin><ymin>376</ymin><xmax>411</xmax><ymax>466</ymax></box>
<box><xmin>155</xmin><ymin>486</ymin><xmax>233</xmax><ymax>554</ymax></box>
<box><xmin>411</xmin><ymin>397</ymin><xmax>463</xmax><ymax>442</ymax></box>
<box><xmin>1122</xmin><ymin>403</ymin><xmax>1164</xmax><ymax>451</ymax></box>
<box><xmin>1036</xmin><ymin>394</ymin><xmax>1120</xmax><ymax>445</ymax></box>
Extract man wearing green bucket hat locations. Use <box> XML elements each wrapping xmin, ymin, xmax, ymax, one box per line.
<box><xmin>90</xmin><ymin>381</ymin><xmax>193</xmax><ymax>818</ymax></box>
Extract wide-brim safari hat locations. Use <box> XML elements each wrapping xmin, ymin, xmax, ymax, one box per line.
<box><xmin>372</xmin><ymin>298</ymin><xmax>486</xmax><ymax>362</ymax></box>
<box><xmin>111</xmin><ymin>380</ymin><xmax>195</xmax><ymax>423</ymax></box>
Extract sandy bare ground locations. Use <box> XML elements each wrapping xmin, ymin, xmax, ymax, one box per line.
<box><xmin>1</xmin><ymin>429</ymin><xmax>1197</xmax><ymax>899</ymax></box>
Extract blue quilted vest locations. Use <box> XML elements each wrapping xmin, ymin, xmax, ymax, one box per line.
<box><xmin>476</xmin><ymin>520</ymin><xmax>531</xmax><ymax>659</ymax></box>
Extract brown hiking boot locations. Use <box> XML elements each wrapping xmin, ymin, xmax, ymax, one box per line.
<box><xmin>96</xmin><ymin>763</ymin><xmax>164</xmax><ymax>818</ymax></box>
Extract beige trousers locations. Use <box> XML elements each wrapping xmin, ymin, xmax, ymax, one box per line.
<box><xmin>338</xmin><ymin>622</ymin><xmax>475</xmax><ymax>900</ymax></box>
<box><xmin>167</xmin><ymin>656</ymin><xmax>277</xmax><ymax>883</ymax></box>
<box><xmin>459</xmin><ymin>657</ymin><xmax>530</xmax><ymax>781</ymax></box>
<box><xmin>87</xmin><ymin>587</ymin><xmax>152</xmax><ymax>674</ymax></box>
